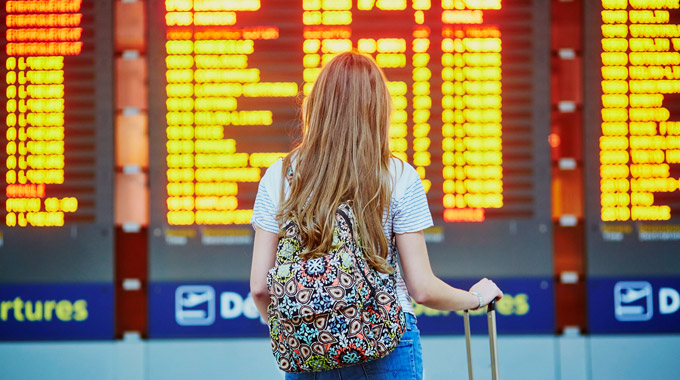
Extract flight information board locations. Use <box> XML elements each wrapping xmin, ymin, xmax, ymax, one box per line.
<box><xmin>0</xmin><ymin>0</ymin><xmax>114</xmax><ymax>340</ymax></box>
<box><xmin>148</xmin><ymin>0</ymin><xmax>552</xmax><ymax>282</ymax></box>
<box><xmin>585</xmin><ymin>0</ymin><xmax>680</xmax><ymax>277</ymax></box>
<box><xmin>0</xmin><ymin>0</ymin><xmax>114</xmax><ymax>283</ymax></box>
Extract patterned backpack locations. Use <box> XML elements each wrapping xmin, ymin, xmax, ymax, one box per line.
<box><xmin>266</xmin><ymin>202</ymin><xmax>406</xmax><ymax>373</ymax></box>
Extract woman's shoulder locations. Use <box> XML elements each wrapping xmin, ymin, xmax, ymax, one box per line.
<box><xmin>388</xmin><ymin>157</ymin><xmax>421</xmax><ymax>197</ymax></box>
<box><xmin>266</xmin><ymin>157</ymin><xmax>284</xmax><ymax>174</ymax></box>
<box><xmin>389</xmin><ymin>157</ymin><xmax>419</xmax><ymax>181</ymax></box>
<box><xmin>259</xmin><ymin>158</ymin><xmax>285</xmax><ymax>189</ymax></box>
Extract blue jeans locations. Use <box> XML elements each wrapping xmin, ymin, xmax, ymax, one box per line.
<box><xmin>284</xmin><ymin>313</ymin><xmax>423</xmax><ymax>380</ymax></box>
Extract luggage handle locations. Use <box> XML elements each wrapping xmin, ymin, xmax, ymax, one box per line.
<box><xmin>464</xmin><ymin>300</ymin><xmax>500</xmax><ymax>380</ymax></box>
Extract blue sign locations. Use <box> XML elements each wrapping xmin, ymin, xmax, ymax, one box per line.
<box><xmin>149</xmin><ymin>277</ymin><xmax>554</xmax><ymax>338</ymax></box>
<box><xmin>0</xmin><ymin>283</ymin><xmax>114</xmax><ymax>340</ymax></box>
<box><xmin>414</xmin><ymin>278</ymin><xmax>555</xmax><ymax>335</ymax></box>
<box><xmin>149</xmin><ymin>281</ymin><xmax>269</xmax><ymax>338</ymax></box>
<box><xmin>588</xmin><ymin>277</ymin><xmax>680</xmax><ymax>333</ymax></box>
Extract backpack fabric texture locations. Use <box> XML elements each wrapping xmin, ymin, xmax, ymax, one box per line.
<box><xmin>266</xmin><ymin>202</ymin><xmax>407</xmax><ymax>373</ymax></box>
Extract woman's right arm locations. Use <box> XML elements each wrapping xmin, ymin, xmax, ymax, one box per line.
<box><xmin>250</xmin><ymin>227</ymin><xmax>279</xmax><ymax>321</ymax></box>
<box><xmin>396</xmin><ymin>230</ymin><xmax>503</xmax><ymax>311</ymax></box>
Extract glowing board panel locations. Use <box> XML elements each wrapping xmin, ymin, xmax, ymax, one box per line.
<box><xmin>585</xmin><ymin>0</ymin><xmax>680</xmax><ymax>276</ymax></box>
<box><xmin>0</xmin><ymin>0</ymin><xmax>114</xmax><ymax>283</ymax></box>
<box><xmin>148</xmin><ymin>0</ymin><xmax>551</xmax><ymax>281</ymax></box>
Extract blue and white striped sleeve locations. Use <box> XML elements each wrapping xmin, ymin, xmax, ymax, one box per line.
<box><xmin>392</xmin><ymin>172</ymin><xmax>434</xmax><ymax>234</ymax></box>
<box><xmin>251</xmin><ymin>183</ymin><xmax>279</xmax><ymax>233</ymax></box>
<box><xmin>251</xmin><ymin>160</ymin><xmax>283</xmax><ymax>233</ymax></box>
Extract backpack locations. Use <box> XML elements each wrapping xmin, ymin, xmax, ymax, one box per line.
<box><xmin>266</xmin><ymin>202</ymin><xmax>406</xmax><ymax>373</ymax></box>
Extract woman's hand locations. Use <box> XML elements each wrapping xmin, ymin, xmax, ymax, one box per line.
<box><xmin>469</xmin><ymin>278</ymin><xmax>504</xmax><ymax>308</ymax></box>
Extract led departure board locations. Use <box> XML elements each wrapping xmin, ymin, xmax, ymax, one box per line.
<box><xmin>0</xmin><ymin>0</ymin><xmax>114</xmax><ymax>283</ymax></box>
<box><xmin>585</xmin><ymin>0</ymin><xmax>680</xmax><ymax>276</ymax></box>
<box><xmin>148</xmin><ymin>0</ymin><xmax>551</xmax><ymax>282</ymax></box>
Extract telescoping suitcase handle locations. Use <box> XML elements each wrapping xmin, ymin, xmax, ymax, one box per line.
<box><xmin>464</xmin><ymin>300</ymin><xmax>500</xmax><ymax>380</ymax></box>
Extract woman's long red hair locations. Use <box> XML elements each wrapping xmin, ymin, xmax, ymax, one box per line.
<box><xmin>278</xmin><ymin>51</ymin><xmax>395</xmax><ymax>274</ymax></box>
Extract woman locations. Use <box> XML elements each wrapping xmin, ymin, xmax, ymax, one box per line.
<box><xmin>250</xmin><ymin>51</ymin><xmax>503</xmax><ymax>379</ymax></box>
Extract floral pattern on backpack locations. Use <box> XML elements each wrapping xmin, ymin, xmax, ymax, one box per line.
<box><xmin>266</xmin><ymin>203</ymin><xmax>406</xmax><ymax>373</ymax></box>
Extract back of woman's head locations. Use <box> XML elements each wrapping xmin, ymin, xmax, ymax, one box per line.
<box><xmin>302</xmin><ymin>51</ymin><xmax>392</xmax><ymax>159</ymax></box>
<box><xmin>279</xmin><ymin>51</ymin><xmax>395</xmax><ymax>273</ymax></box>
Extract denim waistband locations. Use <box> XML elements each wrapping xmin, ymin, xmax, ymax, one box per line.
<box><xmin>404</xmin><ymin>312</ymin><xmax>418</xmax><ymax>331</ymax></box>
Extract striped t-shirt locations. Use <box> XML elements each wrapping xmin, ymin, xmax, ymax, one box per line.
<box><xmin>250</xmin><ymin>157</ymin><xmax>434</xmax><ymax>316</ymax></box>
